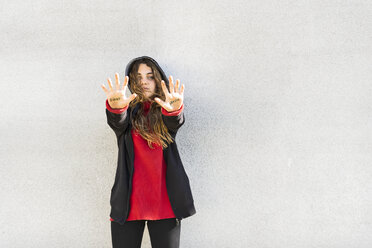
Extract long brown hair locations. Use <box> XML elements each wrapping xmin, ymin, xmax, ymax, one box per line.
<box><xmin>128</xmin><ymin>58</ymin><xmax>174</xmax><ymax>149</ymax></box>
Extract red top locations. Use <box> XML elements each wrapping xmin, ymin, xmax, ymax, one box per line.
<box><xmin>106</xmin><ymin>99</ymin><xmax>184</xmax><ymax>221</ymax></box>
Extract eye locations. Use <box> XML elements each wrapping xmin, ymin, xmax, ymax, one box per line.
<box><xmin>148</xmin><ymin>76</ymin><xmax>154</xmax><ymax>80</ymax></box>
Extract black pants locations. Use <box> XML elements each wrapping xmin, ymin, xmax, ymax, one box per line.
<box><xmin>111</xmin><ymin>218</ymin><xmax>181</xmax><ymax>248</ymax></box>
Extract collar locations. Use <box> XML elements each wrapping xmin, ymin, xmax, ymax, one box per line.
<box><xmin>143</xmin><ymin>100</ymin><xmax>152</xmax><ymax>112</ymax></box>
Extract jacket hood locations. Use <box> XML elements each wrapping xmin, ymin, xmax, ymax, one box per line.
<box><xmin>125</xmin><ymin>56</ymin><xmax>169</xmax><ymax>94</ymax></box>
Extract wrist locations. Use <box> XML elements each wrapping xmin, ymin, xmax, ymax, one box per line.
<box><xmin>106</xmin><ymin>99</ymin><xmax>128</xmax><ymax>113</ymax></box>
<box><xmin>162</xmin><ymin>104</ymin><xmax>184</xmax><ymax>116</ymax></box>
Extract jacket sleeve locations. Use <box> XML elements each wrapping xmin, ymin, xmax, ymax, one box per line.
<box><xmin>161</xmin><ymin>104</ymin><xmax>185</xmax><ymax>134</ymax></box>
<box><xmin>105</xmin><ymin>99</ymin><xmax>130</xmax><ymax>138</ymax></box>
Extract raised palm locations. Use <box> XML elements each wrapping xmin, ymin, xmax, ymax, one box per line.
<box><xmin>101</xmin><ymin>73</ymin><xmax>137</xmax><ymax>109</ymax></box>
<box><xmin>155</xmin><ymin>76</ymin><xmax>184</xmax><ymax>112</ymax></box>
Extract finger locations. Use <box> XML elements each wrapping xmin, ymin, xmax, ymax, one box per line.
<box><xmin>154</xmin><ymin>97</ymin><xmax>167</xmax><ymax>110</ymax></box>
<box><xmin>169</xmin><ymin>76</ymin><xmax>174</xmax><ymax>94</ymax></box>
<box><xmin>175</xmin><ymin>79</ymin><xmax>180</xmax><ymax>93</ymax></box>
<box><xmin>161</xmin><ymin>80</ymin><xmax>171</xmax><ymax>98</ymax></box>
<box><xmin>180</xmin><ymin>84</ymin><xmax>184</xmax><ymax>95</ymax></box>
<box><xmin>115</xmin><ymin>73</ymin><xmax>120</xmax><ymax>90</ymax></box>
<box><xmin>122</xmin><ymin>76</ymin><xmax>129</xmax><ymax>91</ymax></box>
<box><xmin>107</xmin><ymin>78</ymin><xmax>113</xmax><ymax>91</ymax></box>
<box><xmin>101</xmin><ymin>84</ymin><xmax>109</xmax><ymax>94</ymax></box>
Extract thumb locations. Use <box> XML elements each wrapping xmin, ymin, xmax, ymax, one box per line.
<box><xmin>129</xmin><ymin>93</ymin><xmax>137</xmax><ymax>102</ymax></box>
<box><xmin>154</xmin><ymin>97</ymin><xmax>167</xmax><ymax>109</ymax></box>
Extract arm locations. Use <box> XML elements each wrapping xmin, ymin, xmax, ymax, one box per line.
<box><xmin>161</xmin><ymin>103</ymin><xmax>185</xmax><ymax>134</ymax></box>
<box><xmin>105</xmin><ymin>99</ymin><xmax>130</xmax><ymax>138</ymax></box>
<box><xmin>154</xmin><ymin>75</ymin><xmax>186</xmax><ymax>134</ymax></box>
<box><xmin>101</xmin><ymin>73</ymin><xmax>137</xmax><ymax>138</ymax></box>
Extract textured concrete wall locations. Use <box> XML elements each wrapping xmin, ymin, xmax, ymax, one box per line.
<box><xmin>1</xmin><ymin>0</ymin><xmax>372</xmax><ymax>247</ymax></box>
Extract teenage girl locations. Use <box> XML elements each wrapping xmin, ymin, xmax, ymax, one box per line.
<box><xmin>101</xmin><ymin>56</ymin><xmax>196</xmax><ymax>248</ymax></box>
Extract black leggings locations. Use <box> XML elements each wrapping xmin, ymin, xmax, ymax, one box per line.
<box><xmin>111</xmin><ymin>218</ymin><xmax>181</xmax><ymax>248</ymax></box>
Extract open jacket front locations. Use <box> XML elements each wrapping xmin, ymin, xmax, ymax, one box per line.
<box><xmin>106</xmin><ymin>56</ymin><xmax>196</xmax><ymax>225</ymax></box>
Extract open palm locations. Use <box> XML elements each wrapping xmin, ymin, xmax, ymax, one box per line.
<box><xmin>101</xmin><ymin>73</ymin><xmax>137</xmax><ymax>109</ymax></box>
<box><xmin>155</xmin><ymin>76</ymin><xmax>184</xmax><ymax>112</ymax></box>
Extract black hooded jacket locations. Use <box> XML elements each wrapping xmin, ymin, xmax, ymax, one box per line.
<box><xmin>106</xmin><ymin>56</ymin><xmax>196</xmax><ymax>225</ymax></box>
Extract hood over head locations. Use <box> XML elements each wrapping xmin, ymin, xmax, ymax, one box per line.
<box><xmin>125</xmin><ymin>56</ymin><xmax>169</xmax><ymax>94</ymax></box>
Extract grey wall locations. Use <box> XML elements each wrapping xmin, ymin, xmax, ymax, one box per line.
<box><xmin>1</xmin><ymin>0</ymin><xmax>371</xmax><ymax>247</ymax></box>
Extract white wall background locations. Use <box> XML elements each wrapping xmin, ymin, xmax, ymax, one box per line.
<box><xmin>1</xmin><ymin>0</ymin><xmax>371</xmax><ymax>247</ymax></box>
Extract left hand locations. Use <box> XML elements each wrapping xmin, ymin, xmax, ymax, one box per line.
<box><xmin>155</xmin><ymin>75</ymin><xmax>184</xmax><ymax>112</ymax></box>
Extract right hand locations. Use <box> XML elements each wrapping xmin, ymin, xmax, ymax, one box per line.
<box><xmin>101</xmin><ymin>73</ymin><xmax>137</xmax><ymax>109</ymax></box>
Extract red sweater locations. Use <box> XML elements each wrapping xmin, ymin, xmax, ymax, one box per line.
<box><xmin>105</xmin><ymin>99</ymin><xmax>184</xmax><ymax>221</ymax></box>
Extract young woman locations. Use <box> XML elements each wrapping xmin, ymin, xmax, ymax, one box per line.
<box><xmin>101</xmin><ymin>56</ymin><xmax>196</xmax><ymax>248</ymax></box>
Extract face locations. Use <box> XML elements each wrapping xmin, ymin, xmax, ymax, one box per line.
<box><xmin>137</xmin><ymin>63</ymin><xmax>156</xmax><ymax>99</ymax></box>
